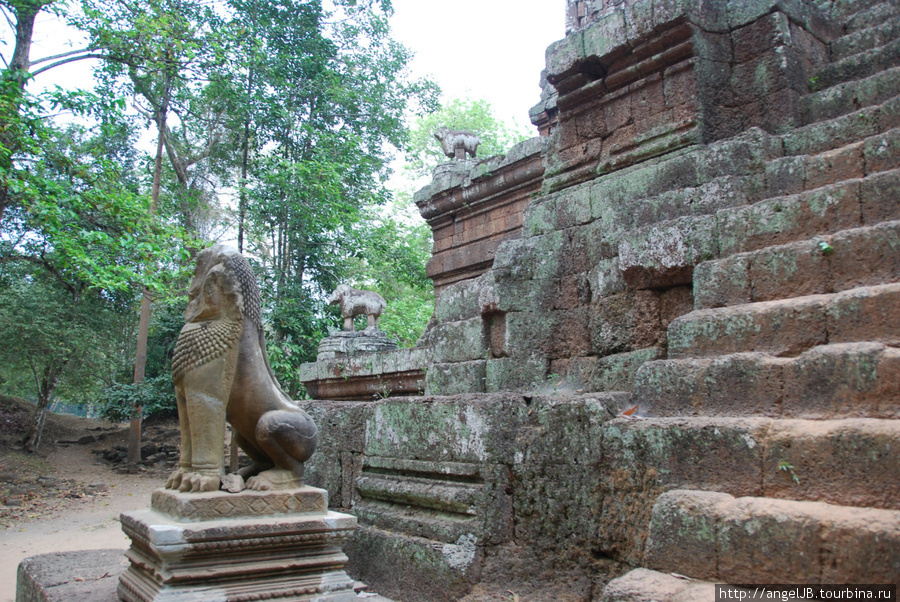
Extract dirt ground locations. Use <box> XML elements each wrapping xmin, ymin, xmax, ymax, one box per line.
<box><xmin>0</xmin><ymin>396</ymin><xmax>174</xmax><ymax>602</ymax></box>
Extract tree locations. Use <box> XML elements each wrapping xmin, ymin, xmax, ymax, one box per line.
<box><xmin>221</xmin><ymin>0</ymin><xmax>438</xmax><ymax>388</ymax></box>
<box><xmin>0</xmin><ymin>264</ymin><xmax>132</xmax><ymax>451</ymax></box>
<box><xmin>403</xmin><ymin>97</ymin><xmax>532</xmax><ymax>180</ymax></box>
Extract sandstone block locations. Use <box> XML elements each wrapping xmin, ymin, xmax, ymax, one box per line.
<box><xmin>827</xmin><ymin>221</ymin><xmax>900</xmax><ymax>290</ymax></box>
<box><xmin>668</xmin><ymin>295</ymin><xmax>829</xmax><ymax>358</ymax></box>
<box><xmin>827</xmin><ymin>283</ymin><xmax>900</xmax><ymax>346</ymax></box>
<box><xmin>717</xmin><ymin>496</ymin><xmax>822</xmax><ymax>583</ymax></box>
<box><xmin>589</xmin><ymin>347</ymin><xmax>664</xmax><ymax>392</ymax></box>
<box><xmin>748</xmin><ymin>239</ymin><xmax>830</xmax><ymax>301</ymax></box>
<box><xmin>601</xmin><ymin>568</ymin><xmax>716</xmax><ymax>602</ymax></box>
<box><xmin>782</xmin><ymin>342</ymin><xmax>899</xmax><ymax>418</ymax></box>
<box><xmin>601</xmin><ymin>417</ymin><xmax>768</xmax><ymax>497</ymax></box>
<box><xmin>590</xmin><ymin>290</ymin><xmax>663</xmax><ymax>356</ymax></box>
<box><xmin>645</xmin><ymin>489</ymin><xmax>733</xmax><ymax>579</ymax></box>
<box><xmin>693</xmin><ymin>255</ymin><xmax>751</xmax><ymax>309</ymax></box>
<box><xmin>717</xmin><ymin>181</ymin><xmax>861</xmax><ymax>256</ymax></box>
<box><xmin>618</xmin><ymin>215</ymin><xmax>718</xmax><ymax>288</ymax></box>
<box><xmin>762</xmin><ymin>418</ymin><xmax>900</xmax><ymax>510</ymax></box>
<box><xmin>425</xmin><ymin>360</ymin><xmax>486</xmax><ymax>396</ymax></box>
<box><xmin>861</xmin><ymin>167</ymin><xmax>900</xmax><ymax>224</ymax></box>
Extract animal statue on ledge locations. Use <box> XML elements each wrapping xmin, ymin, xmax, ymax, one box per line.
<box><xmin>328</xmin><ymin>284</ymin><xmax>387</xmax><ymax>331</ymax></box>
<box><xmin>434</xmin><ymin>126</ymin><xmax>481</xmax><ymax>160</ymax></box>
<box><xmin>167</xmin><ymin>245</ymin><xmax>317</xmax><ymax>493</ymax></box>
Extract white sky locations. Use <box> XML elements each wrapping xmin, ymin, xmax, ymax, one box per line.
<box><xmin>21</xmin><ymin>1</ymin><xmax>564</xmax><ymax>133</ymax></box>
<box><xmin>388</xmin><ymin>0</ymin><xmax>564</xmax><ymax>131</ymax></box>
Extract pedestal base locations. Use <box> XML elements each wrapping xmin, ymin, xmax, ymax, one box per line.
<box><xmin>118</xmin><ymin>487</ymin><xmax>358</xmax><ymax>601</ymax></box>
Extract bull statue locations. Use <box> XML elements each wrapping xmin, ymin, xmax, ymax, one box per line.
<box><xmin>328</xmin><ymin>284</ymin><xmax>387</xmax><ymax>332</ymax></box>
<box><xmin>434</xmin><ymin>126</ymin><xmax>481</xmax><ymax>160</ymax></box>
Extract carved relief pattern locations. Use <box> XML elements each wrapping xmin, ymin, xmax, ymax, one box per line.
<box><xmin>228</xmin><ymin>253</ymin><xmax>262</xmax><ymax>330</ymax></box>
<box><xmin>171</xmin><ymin>318</ymin><xmax>243</xmax><ymax>382</ymax></box>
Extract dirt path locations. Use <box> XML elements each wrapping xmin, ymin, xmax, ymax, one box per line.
<box><xmin>0</xmin><ymin>443</ymin><xmax>163</xmax><ymax>602</ymax></box>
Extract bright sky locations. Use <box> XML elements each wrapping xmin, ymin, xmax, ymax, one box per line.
<box><xmin>21</xmin><ymin>1</ymin><xmax>564</xmax><ymax>133</ymax></box>
<box><xmin>388</xmin><ymin>0</ymin><xmax>565</xmax><ymax>131</ymax></box>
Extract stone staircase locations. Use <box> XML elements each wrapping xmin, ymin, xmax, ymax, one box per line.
<box><xmin>602</xmin><ymin>1</ymin><xmax>900</xmax><ymax>596</ymax></box>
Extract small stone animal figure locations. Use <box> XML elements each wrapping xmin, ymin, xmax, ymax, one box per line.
<box><xmin>434</xmin><ymin>126</ymin><xmax>481</xmax><ymax>159</ymax></box>
<box><xmin>328</xmin><ymin>284</ymin><xmax>387</xmax><ymax>331</ymax></box>
<box><xmin>168</xmin><ymin>245</ymin><xmax>317</xmax><ymax>493</ymax></box>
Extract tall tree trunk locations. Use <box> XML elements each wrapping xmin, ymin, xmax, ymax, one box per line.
<box><xmin>23</xmin><ymin>364</ymin><xmax>62</xmax><ymax>453</ymax></box>
<box><xmin>0</xmin><ymin>0</ymin><xmax>52</xmax><ymax>220</ymax></box>
<box><xmin>127</xmin><ymin>93</ymin><xmax>167</xmax><ymax>468</ymax></box>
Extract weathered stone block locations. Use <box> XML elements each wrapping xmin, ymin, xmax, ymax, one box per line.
<box><xmin>588</xmin><ymin>257</ymin><xmax>627</xmax><ymax>300</ymax></box>
<box><xmin>618</xmin><ymin>215</ymin><xmax>718</xmax><ymax>288</ymax></box>
<box><xmin>782</xmin><ymin>343</ymin><xmax>899</xmax><ymax>419</ymax></box>
<box><xmin>829</xmin><ymin>221</ymin><xmax>900</xmax><ymax>294</ymax></box>
<box><xmin>804</xmin><ymin>141</ymin><xmax>865</xmax><ymax>190</ymax></box>
<box><xmin>717</xmin><ymin>181</ymin><xmax>861</xmax><ymax>256</ymax></box>
<box><xmin>693</xmin><ymin>255</ymin><xmax>751</xmax><ymax>309</ymax></box>
<box><xmin>433</xmin><ymin>275</ymin><xmax>491</xmax><ymax>323</ymax></box>
<box><xmin>484</xmin><ymin>355</ymin><xmax>548</xmax><ymax>392</ymax></box>
<box><xmin>762</xmin><ymin>419</ymin><xmax>900</xmax><ymax>510</ymax></box>
<box><xmin>717</xmin><ymin>496</ymin><xmax>821</xmax><ymax>583</ymax></box>
<box><xmin>590</xmin><ymin>347</ymin><xmax>664</xmax><ymax>392</ymax></box>
<box><xmin>601</xmin><ymin>417</ymin><xmax>767</xmax><ymax>496</ymax></box>
<box><xmin>346</xmin><ymin>525</ymin><xmax>480</xmax><ymax>602</ymax></box>
<box><xmin>645</xmin><ymin>489</ymin><xmax>732</xmax><ymax>579</ymax></box>
<box><xmin>547</xmin><ymin>307</ymin><xmax>591</xmax><ymax>359</ymax></box>
<box><xmin>827</xmin><ymin>283</ymin><xmax>900</xmax><ymax>346</ymax></box>
<box><xmin>590</xmin><ymin>290</ymin><xmax>663</xmax><ymax>356</ymax></box>
<box><xmin>861</xmin><ymin>167</ymin><xmax>900</xmax><ymax>224</ymax></box>
<box><xmin>748</xmin><ymin>239</ymin><xmax>830</xmax><ymax>301</ymax></box>
<box><xmin>425</xmin><ymin>318</ymin><xmax>486</xmax><ymax>364</ymax></box>
<box><xmin>425</xmin><ymin>361</ymin><xmax>487</xmax><ymax>396</ymax></box>
<box><xmin>819</xmin><ymin>509</ymin><xmax>900</xmax><ymax>584</ymax></box>
<box><xmin>668</xmin><ymin>295</ymin><xmax>829</xmax><ymax>358</ymax></box>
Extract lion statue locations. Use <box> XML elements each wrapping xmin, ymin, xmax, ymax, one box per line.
<box><xmin>167</xmin><ymin>245</ymin><xmax>317</xmax><ymax>493</ymax></box>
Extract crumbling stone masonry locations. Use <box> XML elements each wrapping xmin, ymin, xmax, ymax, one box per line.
<box><xmin>299</xmin><ymin>0</ymin><xmax>900</xmax><ymax>599</ymax></box>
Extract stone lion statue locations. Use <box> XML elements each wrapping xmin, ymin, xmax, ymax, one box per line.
<box><xmin>434</xmin><ymin>126</ymin><xmax>481</xmax><ymax>159</ymax></box>
<box><xmin>167</xmin><ymin>245</ymin><xmax>317</xmax><ymax>493</ymax></box>
<box><xmin>327</xmin><ymin>284</ymin><xmax>387</xmax><ymax>331</ymax></box>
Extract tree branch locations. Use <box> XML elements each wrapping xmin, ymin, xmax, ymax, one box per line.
<box><xmin>31</xmin><ymin>53</ymin><xmax>107</xmax><ymax>77</ymax></box>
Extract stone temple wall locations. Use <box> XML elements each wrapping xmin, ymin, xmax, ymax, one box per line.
<box><xmin>300</xmin><ymin>0</ymin><xmax>900</xmax><ymax>599</ymax></box>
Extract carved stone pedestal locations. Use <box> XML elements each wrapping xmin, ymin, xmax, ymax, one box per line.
<box><xmin>118</xmin><ymin>487</ymin><xmax>357</xmax><ymax>601</ymax></box>
<box><xmin>317</xmin><ymin>329</ymin><xmax>398</xmax><ymax>360</ymax></box>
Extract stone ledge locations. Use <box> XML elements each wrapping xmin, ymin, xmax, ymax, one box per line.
<box><xmin>150</xmin><ymin>486</ymin><xmax>328</xmax><ymax>522</ymax></box>
<box><xmin>16</xmin><ymin>548</ymin><xmax>126</xmax><ymax>602</ymax></box>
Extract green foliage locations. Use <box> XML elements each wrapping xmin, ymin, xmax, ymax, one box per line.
<box><xmin>98</xmin><ymin>376</ymin><xmax>175</xmax><ymax>422</ymax></box>
<box><xmin>346</xmin><ymin>209</ymin><xmax>434</xmax><ymax>346</ymax></box>
<box><xmin>0</xmin><ymin>82</ymin><xmax>195</xmax><ymax>294</ymax></box>
<box><xmin>404</xmin><ymin>97</ymin><xmax>532</xmax><ymax>179</ymax></box>
<box><xmin>0</xmin><ymin>264</ymin><xmax>131</xmax><ymax>408</ymax></box>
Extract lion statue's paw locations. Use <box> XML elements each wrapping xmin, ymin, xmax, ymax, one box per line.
<box><xmin>246</xmin><ymin>468</ymin><xmax>300</xmax><ymax>491</ymax></box>
<box><xmin>177</xmin><ymin>472</ymin><xmax>221</xmax><ymax>493</ymax></box>
<box><xmin>166</xmin><ymin>469</ymin><xmax>186</xmax><ymax>490</ymax></box>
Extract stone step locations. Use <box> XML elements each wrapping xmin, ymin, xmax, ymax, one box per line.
<box><xmin>814</xmin><ymin>33</ymin><xmax>900</xmax><ymax>90</ymax></box>
<box><xmin>831</xmin><ymin>9</ymin><xmax>900</xmax><ymax>61</ymax></box>
<box><xmin>800</xmin><ymin>68</ymin><xmax>900</xmax><ymax>130</ymax></box>
<box><xmin>603</xmin><ymin>417</ymin><xmax>900</xmax><ymax>510</ymax></box>
<box><xmin>644</xmin><ymin>490</ymin><xmax>900</xmax><ymax>584</ymax></box>
<box><xmin>600</xmin><ymin>568</ymin><xmax>715</xmax><ymax>602</ymax></box>
<box><xmin>695</xmin><ymin>220</ymin><xmax>900</xmax><ymax>309</ymax></box>
<box><xmin>722</xmin><ymin>166</ymin><xmax>899</xmax><ymax>258</ymax></box>
<box><xmin>634</xmin><ymin>343</ymin><xmax>900</xmax><ymax>419</ymax></box>
<box><xmin>776</xmin><ymin>98</ymin><xmax>900</xmax><ymax>156</ymax></box>
<box><xmin>668</xmin><ymin>283</ymin><xmax>900</xmax><ymax>358</ymax></box>
<box><xmin>842</xmin><ymin>1</ymin><xmax>900</xmax><ymax>34</ymax></box>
